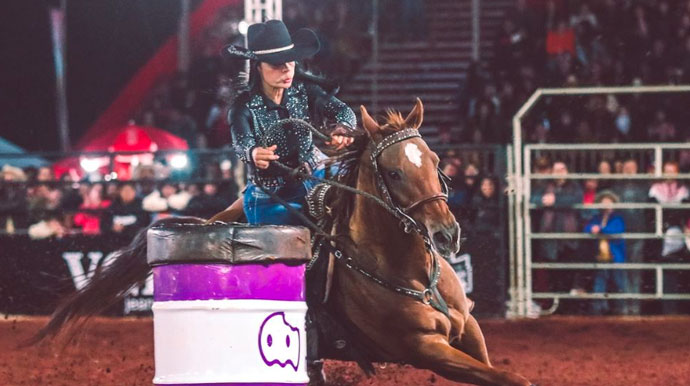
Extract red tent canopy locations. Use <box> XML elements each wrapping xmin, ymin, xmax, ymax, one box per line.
<box><xmin>54</xmin><ymin>124</ymin><xmax>188</xmax><ymax>179</ymax></box>
<box><xmin>86</xmin><ymin>124</ymin><xmax>188</xmax><ymax>153</ymax></box>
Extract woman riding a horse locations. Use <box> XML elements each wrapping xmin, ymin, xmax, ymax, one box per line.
<box><xmin>32</xmin><ymin>19</ymin><xmax>535</xmax><ymax>386</ymax></box>
<box><xmin>223</xmin><ymin>20</ymin><xmax>355</xmax><ymax>225</ymax></box>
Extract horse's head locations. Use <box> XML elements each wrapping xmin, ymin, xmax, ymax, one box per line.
<box><xmin>359</xmin><ymin>99</ymin><xmax>461</xmax><ymax>257</ymax></box>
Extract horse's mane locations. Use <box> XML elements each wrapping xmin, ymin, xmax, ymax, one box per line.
<box><xmin>328</xmin><ymin>111</ymin><xmax>408</xmax><ymax>230</ymax></box>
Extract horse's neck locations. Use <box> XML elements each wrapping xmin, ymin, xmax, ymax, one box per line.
<box><xmin>348</xmin><ymin>193</ymin><xmax>430</xmax><ymax>278</ymax></box>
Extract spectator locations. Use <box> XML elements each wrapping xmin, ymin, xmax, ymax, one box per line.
<box><xmin>461</xmin><ymin>163</ymin><xmax>480</xmax><ymax>204</ymax></box>
<box><xmin>570</xmin><ymin>2</ymin><xmax>598</xmax><ymax>30</ymax></box>
<box><xmin>613</xmin><ymin>106</ymin><xmax>633</xmax><ymax>141</ymax></box>
<box><xmin>142</xmin><ymin>182</ymin><xmax>177</xmax><ymax>221</ymax></box>
<box><xmin>530</xmin><ymin>161</ymin><xmax>583</xmax><ymax>292</ymax></box>
<box><xmin>73</xmin><ymin>184</ymin><xmax>111</xmax><ymax>235</ymax></box>
<box><xmin>584</xmin><ymin>190</ymin><xmax>627</xmax><ymax>315</ymax></box>
<box><xmin>27</xmin><ymin>213</ymin><xmax>67</xmax><ymax>240</ymax></box>
<box><xmin>26</xmin><ymin>182</ymin><xmax>62</xmax><ymax>227</ymax></box>
<box><xmin>581</xmin><ymin>177</ymin><xmax>599</xmax><ymax>224</ymax></box>
<box><xmin>597</xmin><ymin>159</ymin><xmax>614</xmax><ymax>190</ymax></box>
<box><xmin>184</xmin><ymin>183</ymin><xmax>231</xmax><ymax>219</ymax></box>
<box><xmin>218</xmin><ymin>160</ymin><xmax>240</xmax><ymax>200</ymax></box>
<box><xmin>36</xmin><ymin>166</ymin><xmax>55</xmax><ymax>182</ymax></box>
<box><xmin>470</xmin><ymin>176</ymin><xmax>501</xmax><ymax>232</ymax></box>
<box><xmin>614</xmin><ymin>158</ymin><xmax>649</xmax><ymax>315</ymax></box>
<box><xmin>59</xmin><ymin>173</ymin><xmax>83</xmax><ymax>212</ymax></box>
<box><xmin>546</xmin><ymin>20</ymin><xmax>575</xmax><ymax>57</ymax></box>
<box><xmin>495</xmin><ymin>18</ymin><xmax>528</xmax><ymax>74</ymax></box>
<box><xmin>443</xmin><ymin>158</ymin><xmax>465</xmax><ymax>219</ymax></box>
<box><xmin>648</xmin><ymin>110</ymin><xmax>677</xmax><ymax>142</ymax></box>
<box><xmin>649</xmin><ymin>161</ymin><xmax>690</xmax><ymax>314</ymax></box>
<box><xmin>0</xmin><ymin>165</ymin><xmax>28</xmax><ymax>234</ymax></box>
<box><xmin>102</xmin><ymin>183</ymin><xmax>150</xmax><ymax>239</ymax></box>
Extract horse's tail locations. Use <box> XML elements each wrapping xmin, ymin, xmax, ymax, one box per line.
<box><xmin>26</xmin><ymin>216</ymin><xmax>205</xmax><ymax>346</ymax></box>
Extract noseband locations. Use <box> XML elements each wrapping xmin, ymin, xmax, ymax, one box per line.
<box><xmin>370</xmin><ymin>128</ymin><xmax>449</xmax><ymax>234</ymax></box>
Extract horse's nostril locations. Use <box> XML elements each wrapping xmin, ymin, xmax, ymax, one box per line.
<box><xmin>433</xmin><ymin>231</ymin><xmax>451</xmax><ymax>246</ymax></box>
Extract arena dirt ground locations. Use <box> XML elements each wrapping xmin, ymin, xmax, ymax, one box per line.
<box><xmin>1</xmin><ymin>316</ymin><xmax>688</xmax><ymax>386</ymax></box>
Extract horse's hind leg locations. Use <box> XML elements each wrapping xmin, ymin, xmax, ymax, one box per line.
<box><xmin>409</xmin><ymin>334</ymin><xmax>531</xmax><ymax>386</ymax></box>
<box><xmin>453</xmin><ymin>314</ymin><xmax>491</xmax><ymax>366</ymax></box>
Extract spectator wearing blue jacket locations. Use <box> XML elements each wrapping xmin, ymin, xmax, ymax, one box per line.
<box><xmin>584</xmin><ymin>190</ymin><xmax>627</xmax><ymax>315</ymax></box>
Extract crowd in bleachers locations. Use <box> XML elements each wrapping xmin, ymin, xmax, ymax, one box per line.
<box><xmin>459</xmin><ymin>0</ymin><xmax>690</xmax><ymax>145</ymax></box>
<box><xmin>0</xmin><ymin>161</ymin><xmax>240</xmax><ymax>239</ymax></box>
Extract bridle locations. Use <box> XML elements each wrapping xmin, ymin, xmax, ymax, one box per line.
<box><xmin>369</xmin><ymin>128</ymin><xmax>450</xmax><ymax>234</ymax></box>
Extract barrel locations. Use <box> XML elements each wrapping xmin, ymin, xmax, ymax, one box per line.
<box><xmin>147</xmin><ymin>223</ymin><xmax>312</xmax><ymax>385</ymax></box>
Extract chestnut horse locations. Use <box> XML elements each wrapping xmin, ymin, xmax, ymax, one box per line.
<box><xmin>32</xmin><ymin>100</ymin><xmax>532</xmax><ymax>386</ymax></box>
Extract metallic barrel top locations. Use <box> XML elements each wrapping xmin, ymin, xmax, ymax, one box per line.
<box><xmin>147</xmin><ymin>222</ymin><xmax>311</xmax><ymax>266</ymax></box>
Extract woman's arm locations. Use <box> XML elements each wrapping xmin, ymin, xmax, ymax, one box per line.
<box><xmin>228</xmin><ymin>105</ymin><xmax>257</xmax><ymax>165</ymax></box>
<box><xmin>229</xmin><ymin>105</ymin><xmax>278</xmax><ymax>169</ymax></box>
<box><xmin>304</xmin><ymin>82</ymin><xmax>357</xmax><ymax>130</ymax></box>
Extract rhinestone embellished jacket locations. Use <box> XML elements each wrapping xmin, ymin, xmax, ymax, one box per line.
<box><xmin>229</xmin><ymin>81</ymin><xmax>356</xmax><ymax>182</ymax></box>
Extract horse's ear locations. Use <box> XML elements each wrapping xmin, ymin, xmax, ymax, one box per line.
<box><xmin>404</xmin><ymin>98</ymin><xmax>424</xmax><ymax>129</ymax></box>
<box><xmin>360</xmin><ymin>105</ymin><xmax>380</xmax><ymax>135</ymax></box>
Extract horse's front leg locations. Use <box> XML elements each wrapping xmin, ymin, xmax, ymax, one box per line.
<box><xmin>452</xmin><ymin>314</ymin><xmax>491</xmax><ymax>365</ymax></box>
<box><xmin>408</xmin><ymin>334</ymin><xmax>532</xmax><ymax>386</ymax></box>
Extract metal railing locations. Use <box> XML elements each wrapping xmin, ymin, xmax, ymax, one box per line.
<box><xmin>510</xmin><ymin>85</ymin><xmax>690</xmax><ymax>318</ymax></box>
<box><xmin>518</xmin><ymin>143</ymin><xmax>690</xmax><ymax>316</ymax></box>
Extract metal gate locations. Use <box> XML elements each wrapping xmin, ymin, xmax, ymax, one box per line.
<box><xmin>508</xmin><ymin>86</ymin><xmax>690</xmax><ymax>318</ymax></box>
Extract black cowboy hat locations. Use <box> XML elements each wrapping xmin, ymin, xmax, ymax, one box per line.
<box><xmin>222</xmin><ymin>20</ymin><xmax>320</xmax><ymax>65</ymax></box>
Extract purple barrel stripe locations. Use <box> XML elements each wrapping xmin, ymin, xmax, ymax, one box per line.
<box><xmin>153</xmin><ymin>263</ymin><xmax>305</xmax><ymax>302</ymax></box>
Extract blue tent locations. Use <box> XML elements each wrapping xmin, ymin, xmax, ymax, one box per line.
<box><xmin>0</xmin><ymin>137</ymin><xmax>49</xmax><ymax>168</ymax></box>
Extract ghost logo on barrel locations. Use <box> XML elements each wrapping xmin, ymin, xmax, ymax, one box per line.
<box><xmin>258</xmin><ymin>312</ymin><xmax>301</xmax><ymax>371</ymax></box>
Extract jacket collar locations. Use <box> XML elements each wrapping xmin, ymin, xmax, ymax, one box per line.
<box><xmin>247</xmin><ymin>83</ymin><xmax>301</xmax><ymax>111</ymax></box>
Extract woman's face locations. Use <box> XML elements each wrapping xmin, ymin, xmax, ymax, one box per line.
<box><xmin>480</xmin><ymin>178</ymin><xmax>495</xmax><ymax>198</ymax></box>
<box><xmin>598</xmin><ymin>161</ymin><xmax>611</xmax><ymax>174</ymax></box>
<box><xmin>258</xmin><ymin>61</ymin><xmax>295</xmax><ymax>89</ymax></box>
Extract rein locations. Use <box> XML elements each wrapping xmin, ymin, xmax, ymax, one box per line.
<box><xmin>252</xmin><ymin>119</ymin><xmax>451</xmax><ymax>318</ymax></box>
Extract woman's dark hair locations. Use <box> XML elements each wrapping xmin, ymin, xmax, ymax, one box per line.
<box><xmin>231</xmin><ymin>61</ymin><xmax>336</xmax><ymax>108</ymax></box>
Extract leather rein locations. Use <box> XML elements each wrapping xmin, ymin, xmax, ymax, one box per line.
<box><xmin>253</xmin><ymin>119</ymin><xmax>451</xmax><ymax>318</ymax></box>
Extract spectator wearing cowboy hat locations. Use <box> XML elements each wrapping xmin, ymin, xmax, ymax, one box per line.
<box><xmin>224</xmin><ymin>19</ymin><xmax>357</xmax><ymax>226</ymax></box>
<box><xmin>584</xmin><ymin>190</ymin><xmax>627</xmax><ymax>315</ymax></box>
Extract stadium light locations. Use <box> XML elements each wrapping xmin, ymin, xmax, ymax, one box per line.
<box><xmin>238</xmin><ymin>20</ymin><xmax>249</xmax><ymax>35</ymax></box>
<box><xmin>80</xmin><ymin>157</ymin><xmax>101</xmax><ymax>173</ymax></box>
<box><xmin>170</xmin><ymin>153</ymin><xmax>189</xmax><ymax>169</ymax></box>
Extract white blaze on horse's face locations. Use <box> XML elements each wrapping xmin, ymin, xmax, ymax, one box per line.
<box><xmin>404</xmin><ymin>143</ymin><xmax>423</xmax><ymax>168</ymax></box>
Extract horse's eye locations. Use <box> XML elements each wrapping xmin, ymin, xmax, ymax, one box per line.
<box><xmin>387</xmin><ymin>170</ymin><xmax>402</xmax><ymax>181</ymax></box>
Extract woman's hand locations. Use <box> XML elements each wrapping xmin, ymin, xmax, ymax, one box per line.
<box><xmin>327</xmin><ymin>134</ymin><xmax>353</xmax><ymax>150</ymax></box>
<box><xmin>326</xmin><ymin>124</ymin><xmax>354</xmax><ymax>150</ymax></box>
<box><xmin>252</xmin><ymin>145</ymin><xmax>279</xmax><ymax>169</ymax></box>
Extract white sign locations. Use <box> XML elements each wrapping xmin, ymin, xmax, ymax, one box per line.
<box><xmin>448</xmin><ymin>253</ymin><xmax>473</xmax><ymax>294</ymax></box>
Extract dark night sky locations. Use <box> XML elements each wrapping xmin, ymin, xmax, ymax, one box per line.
<box><xmin>0</xmin><ymin>1</ymin><xmax>196</xmax><ymax>152</ymax></box>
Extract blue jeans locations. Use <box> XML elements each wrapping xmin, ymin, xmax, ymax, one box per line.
<box><xmin>591</xmin><ymin>269</ymin><xmax>627</xmax><ymax>314</ymax></box>
<box><xmin>243</xmin><ymin>168</ymin><xmax>325</xmax><ymax>226</ymax></box>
